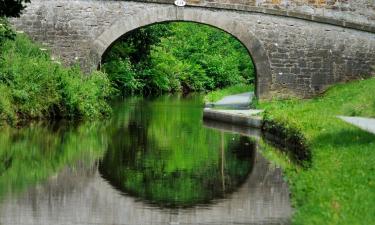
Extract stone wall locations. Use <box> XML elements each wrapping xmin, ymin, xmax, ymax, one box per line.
<box><xmin>11</xmin><ymin>0</ymin><xmax>375</xmax><ymax>99</ymax></box>
<box><xmin>131</xmin><ymin>0</ymin><xmax>375</xmax><ymax>32</ymax></box>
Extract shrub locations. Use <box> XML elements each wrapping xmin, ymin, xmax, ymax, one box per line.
<box><xmin>0</xmin><ymin>28</ymin><xmax>113</xmax><ymax>124</ymax></box>
<box><xmin>102</xmin><ymin>59</ymin><xmax>142</xmax><ymax>95</ymax></box>
<box><xmin>0</xmin><ymin>17</ymin><xmax>15</xmax><ymax>45</ymax></box>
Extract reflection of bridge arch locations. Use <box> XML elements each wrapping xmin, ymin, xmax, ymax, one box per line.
<box><xmin>0</xmin><ymin>150</ymin><xmax>291</xmax><ymax>225</ymax></box>
<box><xmin>91</xmin><ymin>8</ymin><xmax>272</xmax><ymax>98</ymax></box>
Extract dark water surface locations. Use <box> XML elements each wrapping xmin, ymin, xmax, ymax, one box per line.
<box><xmin>0</xmin><ymin>94</ymin><xmax>291</xmax><ymax>225</ymax></box>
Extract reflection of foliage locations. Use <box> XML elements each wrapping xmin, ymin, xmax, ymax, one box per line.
<box><xmin>100</xmin><ymin>95</ymin><xmax>255</xmax><ymax>208</ymax></box>
<box><xmin>0</xmin><ymin>94</ymin><xmax>255</xmax><ymax>208</ymax></box>
<box><xmin>0</xmin><ymin>122</ymin><xmax>108</xmax><ymax>198</ymax></box>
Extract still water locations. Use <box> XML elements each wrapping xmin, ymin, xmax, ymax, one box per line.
<box><xmin>0</xmin><ymin>94</ymin><xmax>291</xmax><ymax>225</ymax></box>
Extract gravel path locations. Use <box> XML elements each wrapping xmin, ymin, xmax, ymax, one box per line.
<box><xmin>338</xmin><ymin>116</ymin><xmax>375</xmax><ymax>135</ymax></box>
<box><xmin>208</xmin><ymin>92</ymin><xmax>253</xmax><ymax>109</ymax></box>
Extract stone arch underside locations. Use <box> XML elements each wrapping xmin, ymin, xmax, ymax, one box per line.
<box><xmin>90</xmin><ymin>6</ymin><xmax>273</xmax><ymax>99</ymax></box>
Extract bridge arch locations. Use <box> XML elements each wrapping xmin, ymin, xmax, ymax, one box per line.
<box><xmin>90</xmin><ymin>7</ymin><xmax>272</xmax><ymax>99</ymax></box>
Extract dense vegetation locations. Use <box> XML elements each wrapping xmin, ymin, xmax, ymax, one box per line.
<box><xmin>102</xmin><ymin>22</ymin><xmax>255</xmax><ymax>96</ymax></box>
<box><xmin>259</xmin><ymin>78</ymin><xmax>375</xmax><ymax>224</ymax></box>
<box><xmin>0</xmin><ymin>18</ymin><xmax>113</xmax><ymax>125</ymax></box>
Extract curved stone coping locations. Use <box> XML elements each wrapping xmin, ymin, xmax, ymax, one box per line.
<box><xmin>203</xmin><ymin>118</ymin><xmax>262</xmax><ymax>139</ymax></box>
<box><xmin>203</xmin><ymin>108</ymin><xmax>263</xmax><ymax>129</ymax></box>
<box><xmin>128</xmin><ymin>0</ymin><xmax>375</xmax><ymax>33</ymax></box>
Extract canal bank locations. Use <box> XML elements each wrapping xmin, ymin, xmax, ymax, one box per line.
<box><xmin>203</xmin><ymin>92</ymin><xmax>310</xmax><ymax>163</ymax></box>
<box><xmin>204</xmin><ymin>78</ymin><xmax>375</xmax><ymax>224</ymax></box>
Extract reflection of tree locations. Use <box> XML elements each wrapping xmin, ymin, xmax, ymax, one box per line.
<box><xmin>221</xmin><ymin>131</ymin><xmax>225</xmax><ymax>195</ymax></box>
<box><xmin>0</xmin><ymin>121</ymin><xmax>108</xmax><ymax>198</ymax></box>
<box><xmin>100</xmin><ymin>94</ymin><xmax>256</xmax><ymax>208</ymax></box>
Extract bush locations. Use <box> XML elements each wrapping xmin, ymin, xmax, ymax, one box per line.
<box><xmin>0</xmin><ymin>18</ymin><xmax>15</xmax><ymax>45</ymax></box>
<box><xmin>102</xmin><ymin>59</ymin><xmax>142</xmax><ymax>95</ymax></box>
<box><xmin>0</xmin><ymin>27</ymin><xmax>113</xmax><ymax>124</ymax></box>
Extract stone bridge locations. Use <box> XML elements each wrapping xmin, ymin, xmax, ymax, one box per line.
<box><xmin>11</xmin><ymin>0</ymin><xmax>375</xmax><ymax>99</ymax></box>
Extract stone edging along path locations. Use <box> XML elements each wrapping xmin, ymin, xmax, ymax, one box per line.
<box><xmin>338</xmin><ymin>116</ymin><xmax>375</xmax><ymax>135</ymax></box>
<box><xmin>203</xmin><ymin>93</ymin><xmax>375</xmax><ymax>135</ymax></box>
<box><xmin>204</xmin><ymin>109</ymin><xmax>375</xmax><ymax>135</ymax></box>
<box><xmin>203</xmin><ymin>108</ymin><xmax>263</xmax><ymax>128</ymax></box>
<box><xmin>203</xmin><ymin>92</ymin><xmax>262</xmax><ymax>128</ymax></box>
<box><xmin>203</xmin><ymin>103</ymin><xmax>375</xmax><ymax>164</ymax></box>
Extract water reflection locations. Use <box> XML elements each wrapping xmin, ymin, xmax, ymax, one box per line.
<box><xmin>0</xmin><ymin>94</ymin><xmax>292</xmax><ymax>225</ymax></box>
<box><xmin>0</xmin><ymin>122</ymin><xmax>107</xmax><ymax>200</ymax></box>
<box><xmin>100</xmin><ymin>133</ymin><xmax>256</xmax><ymax>208</ymax></box>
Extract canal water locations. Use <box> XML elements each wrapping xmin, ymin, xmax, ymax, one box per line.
<box><xmin>0</xmin><ymin>94</ymin><xmax>291</xmax><ymax>225</ymax></box>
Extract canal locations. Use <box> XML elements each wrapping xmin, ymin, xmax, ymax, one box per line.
<box><xmin>0</xmin><ymin>94</ymin><xmax>291</xmax><ymax>225</ymax></box>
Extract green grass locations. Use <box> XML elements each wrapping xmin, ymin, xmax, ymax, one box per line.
<box><xmin>204</xmin><ymin>84</ymin><xmax>254</xmax><ymax>103</ymax></box>
<box><xmin>259</xmin><ymin>78</ymin><xmax>375</xmax><ymax>225</ymax></box>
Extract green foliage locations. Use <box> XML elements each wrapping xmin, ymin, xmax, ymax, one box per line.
<box><xmin>0</xmin><ymin>0</ymin><xmax>30</xmax><ymax>17</ymax></box>
<box><xmin>102</xmin><ymin>59</ymin><xmax>142</xmax><ymax>95</ymax></box>
<box><xmin>205</xmin><ymin>84</ymin><xmax>254</xmax><ymax>103</ymax></box>
<box><xmin>104</xmin><ymin>23</ymin><xmax>173</xmax><ymax>65</ymax></box>
<box><xmin>102</xmin><ymin>22</ymin><xmax>255</xmax><ymax>95</ymax></box>
<box><xmin>259</xmin><ymin>78</ymin><xmax>375</xmax><ymax>224</ymax></box>
<box><xmin>0</xmin><ymin>29</ymin><xmax>113</xmax><ymax>124</ymax></box>
<box><xmin>0</xmin><ymin>17</ymin><xmax>15</xmax><ymax>45</ymax></box>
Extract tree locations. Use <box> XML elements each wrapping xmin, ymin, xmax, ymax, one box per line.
<box><xmin>0</xmin><ymin>0</ymin><xmax>30</xmax><ymax>17</ymax></box>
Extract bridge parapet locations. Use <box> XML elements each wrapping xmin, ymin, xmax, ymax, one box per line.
<box><xmin>128</xmin><ymin>0</ymin><xmax>375</xmax><ymax>33</ymax></box>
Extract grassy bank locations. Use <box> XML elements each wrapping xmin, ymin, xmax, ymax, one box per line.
<box><xmin>0</xmin><ymin>19</ymin><xmax>113</xmax><ymax>125</ymax></box>
<box><xmin>259</xmin><ymin>78</ymin><xmax>375</xmax><ymax>224</ymax></box>
<box><xmin>204</xmin><ymin>84</ymin><xmax>254</xmax><ymax>103</ymax></box>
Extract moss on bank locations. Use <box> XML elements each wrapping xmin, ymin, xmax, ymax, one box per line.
<box><xmin>0</xmin><ymin>19</ymin><xmax>113</xmax><ymax>125</ymax></box>
<box><xmin>259</xmin><ymin>78</ymin><xmax>375</xmax><ymax>224</ymax></box>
